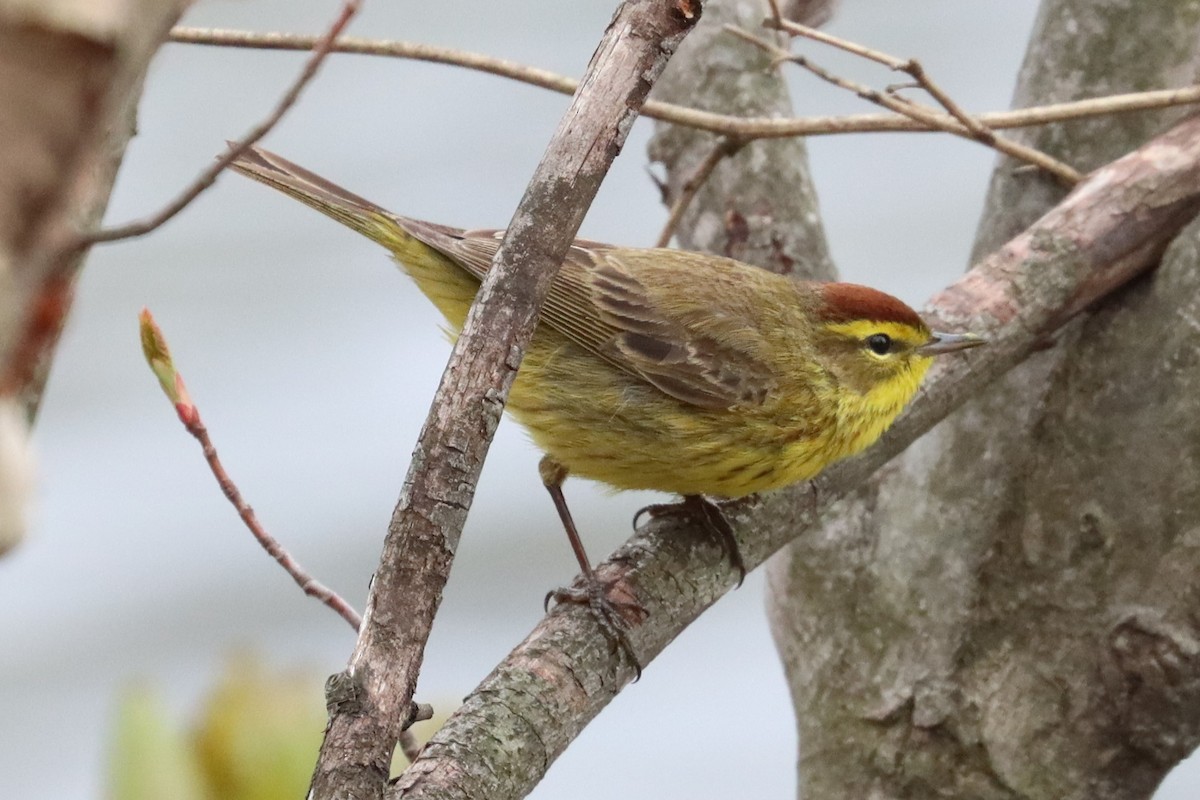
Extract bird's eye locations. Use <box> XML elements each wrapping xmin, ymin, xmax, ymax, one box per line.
<box><xmin>866</xmin><ymin>333</ymin><xmax>892</xmax><ymax>356</ymax></box>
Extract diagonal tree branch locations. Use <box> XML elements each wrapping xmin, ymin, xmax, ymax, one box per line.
<box><xmin>308</xmin><ymin>2</ymin><xmax>702</xmax><ymax>798</ymax></box>
<box><xmin>390</xmin><ymin>113</ymin><xmax>1200</xmax><ymax>800</ymax></box>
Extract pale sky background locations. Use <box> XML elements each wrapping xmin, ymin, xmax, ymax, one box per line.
<box><xmin>1</xmin><ymin>1</ymin><xmax>1196</xmax><ymax>798</ymax></box>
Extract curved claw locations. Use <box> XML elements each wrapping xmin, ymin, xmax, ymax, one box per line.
<box><xmin>686</xmin><ymin>495</ymin><xmax>746</xmax><ymax>587</ymax></box>
<box><xmin>547</xmin><ymin>579</ymin><xmax>647</xmax><ymax>680</ymax></box>
<box><xmin>632</xmin><ymin>501</ymin><xmax>677</xmax><ymax>530</ymax></box>
<box><xmin>632</xmin><ymin>495</ymin><xmax>747</xmax><ymax>587</ymax></box>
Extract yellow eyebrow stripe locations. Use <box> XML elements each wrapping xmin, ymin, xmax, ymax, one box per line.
<box><xmin>824</xmin><ymin>320</ymin><xmax>929</xmax><ymax>347</ymax></box>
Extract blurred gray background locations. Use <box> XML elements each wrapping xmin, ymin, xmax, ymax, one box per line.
<box><xmin>2</xmin><ymin>1</ymin><xmax>1196</xmax><ymax>797</ymax></box>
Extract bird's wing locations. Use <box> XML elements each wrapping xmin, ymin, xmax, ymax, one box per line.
<box><xmin>400</xmin><ymin>222</ymin><xmax>778</xmax><ymax>410</ymax></box>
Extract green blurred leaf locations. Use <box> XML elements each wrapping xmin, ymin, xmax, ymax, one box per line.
<box><xmin>192</xmin><ymin>656</ymin><xmax>325</xmax><ymax>800</ymax></box>
<box><xmin>107</xmin><ymin>685</ymin><xmax>205</xmax><ymax>800</ymax></box>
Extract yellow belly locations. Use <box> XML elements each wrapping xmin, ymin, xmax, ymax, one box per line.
<box><xmin>508</xmin><ymin>332</ymin><xmax>840</xmax><ymax>498</ymax></box>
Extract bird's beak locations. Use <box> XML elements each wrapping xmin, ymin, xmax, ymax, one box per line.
<box><xmin>917</xmin><ymin>331</ymin><xmax>986</xmax><ymax>356</ymax></box>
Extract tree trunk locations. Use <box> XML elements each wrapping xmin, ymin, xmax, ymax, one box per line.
<box><xmin>648</xmin><ymin>0</ymin><xmax>833</xmax><ymax>281</ymax></box>
<box><xmin>767</xmin><ymin>1</ymin><xmax>1200</xmax><ymax>797</ymax></box>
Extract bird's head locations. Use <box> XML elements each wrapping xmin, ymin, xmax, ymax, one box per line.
<box><xmin>811</xmin><ymin>283</ymin><xmax>984</xmax><ymax>417</ymax></box>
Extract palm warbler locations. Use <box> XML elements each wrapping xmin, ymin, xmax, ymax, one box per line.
<box><xmin>231</xmin><ymin>147</ymin><xmax>983</xmax><ymax>654</ymax></box>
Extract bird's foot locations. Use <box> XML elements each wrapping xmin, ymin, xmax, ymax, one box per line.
<box><xmin>546</xmin><ymin>576</ymin><xmax>648</xmax><ymax>679</ymax></box>
<box><xmin>633</xmin><ymin>494</ymin><xmax>747</xmax><ymax>587</ymax></box>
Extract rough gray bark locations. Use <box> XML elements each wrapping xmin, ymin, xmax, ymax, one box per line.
<box><xmin>767</xmin><ymin>2</ymin><xmax>1200</xmax><ymax>798</ymax></box>
<box><xmin>647</xmin><ymin>0</ymin><xmax>834</xmax><ymax>280</ymax></box>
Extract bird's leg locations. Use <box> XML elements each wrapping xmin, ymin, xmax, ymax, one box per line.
<box><xmin>633</xmin><ymin>494</ymin><xmax>747</xmax><ymax>587</ymax></box>
<box><xmin>539</xmin><ymin>456</ymin><xmax>646</xmax><ymax>675</ymax></box>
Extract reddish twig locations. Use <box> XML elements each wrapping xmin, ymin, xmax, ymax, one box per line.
<box><xmin>72</xmin><ymin>0</ymin><xmax>362</xmax><ymax>251</ymax></box>
<box><xmin>138</xmin><ymin>309</ymin><xmax>362</xmax><ymax>631</ymax></box>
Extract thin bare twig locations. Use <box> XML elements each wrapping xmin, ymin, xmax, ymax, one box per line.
<box><xmin>169</xmin><ymin>25</ymin><xmax>580</xmax><ymax>97</ymax></box>
<box><xmin>767</xmin><ymin>15</ymin><xmax>1000</xmax><ymax>143</ymax></box>
<box><xmin>73</xmin><ymin>1</ymin><xmax>362</xmax><ymax>251</ymax></box>
<box><xmin>168</xmin><ymin>25</ymin><xmax>1200</xmax><ymax>141</ymax></box>
<box><xmin>761</xmin><ymin>12</ymin><xmax>1063</xmax><ymax>172</ymax></box>
<box><xmin>897</xmin><ymin>62</ymin><xmax>997</xmax><ymax>143</ymax></box>
<box><xmin>397</xmin><ymin>703</ymin><xmax>434</xmax><ymax>767</ymax></box>
<box><xmin>138</xmin><ymin>309</ymin><xmax>363</xmax><ymax>631</ymax></box>
<box><xmin>765</xmin><ymin>0</ymin><xmax>896</xmax><ymax>67</ymax></box>
<box><xmin>655</xmin><ymin>136</ymin><xmax>744</xmax><ymax>248</ymax></box>
<box><xmin>190</xmin><ymin>417</ymin><xmax>364</xmax><ymax>630</ymax></box>
<box><xmin>727</xmin><ymin>25</ymin><xmax>1082</xmax><ymax>183</ymax></box>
